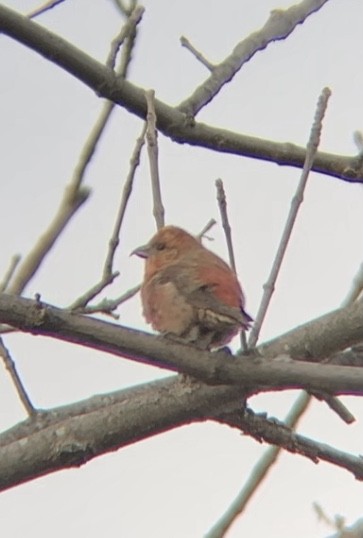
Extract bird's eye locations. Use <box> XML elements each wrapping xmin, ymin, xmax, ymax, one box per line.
<box><xmin>155</xmin><ymin>242</ymin><xmax>166</xmax><ymax>251</ymax></box>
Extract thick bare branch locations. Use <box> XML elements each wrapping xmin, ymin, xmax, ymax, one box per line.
<box><xmin>0</xmin><ymin>294</ymin><xmax>363</xmax><ymax>395</ymax></box>
<box><xmin>1</xmin><ymin>6</ymin><xmax>362</xmax><ymax>183</ymax></box>
<box><xmin>0</xmin><ymin>375</ymin><xmax>361</xmax><ymax>494</ymax></box>
<box><xmin>0</xmin><ymin>376</ymin><xmax>242</xmax><ymax>492</ymax></box>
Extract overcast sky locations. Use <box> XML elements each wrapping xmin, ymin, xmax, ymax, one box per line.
<box><xmin>1</xmin><ymin>1</ymin><xmax>363</xmax><ymax>537</ymax></box>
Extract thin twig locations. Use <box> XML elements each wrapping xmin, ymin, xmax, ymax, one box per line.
<box><xmin>78</xmin><ymin>284</ymin><xmax>141</xmax><ymax>315</ymax></box>
<box><xmin>67</xmin><ymin>9</ymin><xmax>143</xmax><ymax>312</ymax></box>
<box><xmin>246</xmin><ymin>87</ymin><xmax>352</xmax><ymax>423</ymax></box>
<box><xmin>197</xmin><ymin>218</ymin><xmax>217</xmax><ymax>240</ymax></box>
<box><xmin>69</xmin><ymin>272</ymin><xmax>120</xmax><ymax>312</ymax></box>
<box><xmin>70</xmin><ymin>123</ymin><xmax>147</xmax><ymax>311</ymax></box>
<box><xmin>180</xmin><ymin>36</ymin><xmax>215</xmax><ymax>71</ymax></box>
<box><xmin>72</xmin><ymin>102</ymin><xmax>116</xmax><ymax>193</ymax></box>
<box><xmin>215</xmin><ymin>179</ymin><xmax>236</xmax><ymax>272</ymax></box>
<box><xmin>104</xmin><ymin>122</ymin><xmax>147</xmax><ymax>277</ymax></box>
<box><xmin>145</xmin><ymin>89</ymin><xmax>165</xmax><ymax>230</ymax></box>
<box><xmin>106</xmin><ymin>5</ymin><xmax>144</xmax><ymax>70</ymax></box>
<box><xmin>69</xmin><ymin>4</ymin><xmax>143</xmax><ymax>193</ymax></box>
<box><xmin>248</xmin><ymin>87</ymin><xmax>331</xmax><ymax>348</ymax></box>
<box><xmin>310</xmin><ymin>389</ymin><xmax>355</xmax><ymax>424</ymax></box>
<box><xmin>0</xmin><ymin>255</ymin><xmax>21</xmax><ymax>292</ymax></box>
<box><xmin>0</xmin><ymin>337</ymin><xmax>36</xmax><ymax>417</ymax></box>
<box><xmin>341</xmin><ymin>261</ymin><xmax>363</xmax><ymax>307</ymax></box>
<box><xmin>206</xmin><ymin>392</ymin><xmax>311</xmax><ymax>538</ymax></box>
<box><xmin>117</xmin><ymin>15</ymin><xmax>138</xmax><ymax>78</ymax></box>
<box><xmin>313</xmin><ymin>503</ymin><xmax>347</xmax><ymax>533</ymax></box>
<box><xmin>112</xmin><ymin>0</ymin><xmax>137</xmax><ymax>17</ymax></box>
<box><xmin>28</xmin><ymin>0</ymin><xmax>66</xmax><ymax>19</ymax></box>
<box><xmin>215</xmin><ymin>178</ymin><xmax>247</xmax><ymax>352</ymax></box>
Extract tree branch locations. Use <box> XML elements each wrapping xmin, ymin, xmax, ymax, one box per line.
<box><xmin>0</xmin><ymin>376</ymin><xmax>242</xmax><ymax>492</ymax></box>
<box><xmin>214</xmin><ymin>407</ymin><xmax>363</xmax><ymax>480</ymax></box>
<box><xmin>0</xmin><ymin>294</ymin><xmax>363</xmax><ymax>395</ymax></box>
<box><xmin>178</xmin><ymin>0</ymin><xmax>331</xmax><ymax>116</ymax></box>
<box><xmin>1</xmin><ymin>5</ymin><xmax>363</xmax><ymax>183</ymax></box>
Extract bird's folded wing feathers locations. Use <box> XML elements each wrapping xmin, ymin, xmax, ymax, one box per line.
<box><xmin>155</xmin><ymin>263</ymin><xmax>249</xmax><ymax>325</ymax></box>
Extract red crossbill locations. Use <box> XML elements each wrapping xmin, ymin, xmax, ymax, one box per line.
<box><xmin>133</xmin><ymin>226</ymin><xmax>252</xmax><ymax>350</ymax></box>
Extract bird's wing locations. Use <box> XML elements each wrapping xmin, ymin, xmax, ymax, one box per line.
<box><xmin>156</xmin><ymin>262</ymin><xmax>252</xmax><ymax>326</ymax></box>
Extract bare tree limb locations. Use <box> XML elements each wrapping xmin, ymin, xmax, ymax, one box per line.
<box><xmin>215</xmin><ymin>178</ymin><xmax>248</xmax><ymax>352</ymax></box>
<box><xmin>0</xmin><ymin>374</ymin><xmax>362</xmax><ymax>494</ymax></box>
<box><xmin>214</xmin><ymin>407</ymin><xmax>363</xmax><ymax>480</ymax></box>
<box><xmin>0</xmin><ymin>337</ymin><xmax>35</xmax><ymax>416</ymax></box>
<box><xmin>145</xmin><ymin>89</ymin><xmax>165</xmax><ymax>229</ymax></box>
<box><xmin>111</xmin><ymin>0</ymin><xmax>137</xmax><ymax>18</ymax></box>
<box><xmin>197</xmin><ymin>218</ymin><xmax>217</xmax><ymax>240</ymax></box>
<box><xmin>177</xmin><ymin>0</ymin><xmax>331</xmax><ymax>116</ymax></box>
<box><xmin>1</xmin><ymin>6</ymin><xmax>363</xmax><ymax>183</ymax></box>
<box><xmin>103</xmin><ymin>122</ymin><xmax>147</xmax><ymax>277</ymax></box>
<box><xmin>249</xmin><ymin>87</ymin><xmax>331</xmax><ymax>348</ymax></box>
<box><xmin>105</xmin><ymin>5</ymin><xmax>144</xmax><ymax>70</ymax></box>
<box><xmin>0</xmin><ymin>294</ymin><xmax>363</xmax><ymax>395</ymax></box>
<box><xmin>77</xmin><ymin>284</ymin><xmax>141</xmax><ymax>316</ymax></box>
<box><xmin>341</xmin><ymin>262</ymin><xmax>363</xmax><ymax>307</ymax></box>
<box><xmin>215</xmin><ymin>179</ymin><xmax>237</xmax><ymax>273</ymax></box>
<box><xmin>70</xmin><ymin>123</ymin><xmax>147</xmax><ymax>311</ymax></box>
<box><xmin>66</xmin><ymin>8</ymin><xmax>143</xmax><ymax>312</ymax></box>
<box><xmin>0</xmin><ymin>376</ymin><xmax>243</xmax><ymax>492</ymax></box>
<box><xmin>0</xmin><ymin>292</ymin><xmax>362</xmax><ymax>491</ymax></box>
<box><xmin>28</xmin><ymin>0</ymin><xmax>66</xmax><ymax>19</ymax></box>
<box><xmin>0</xmin><ymin>255</ymin><xmax>21</xmax><ymax>293</ymax></box>
<box><xmin>180</xmin><ymin>36</ymin><xmax>214</xmax><ymax>71</ymax></box>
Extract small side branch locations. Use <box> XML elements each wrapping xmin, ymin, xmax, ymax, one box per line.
<box><xmin>249</xmin><ymin>87</ymin><xmax>331</xmax><ymax>348</ymax></box>
<box><xmin>178</xmin><ymin>1</ymin><xmax>330</xmax><ymax>116</ymax></box>
<box><xmin>145</xmin><ymin>89</ymin><xmax>165</xmax><ymax>230</ymax></box>
<box><xmin>180</xmin><ymin>36</ymin><xmax>215</xmax><ymax>71</ymax></box>
<box><xmin>28</xmin><ymin>0</ymin><xmax>66</xmax><ymax>19</ymax></box>
<box><xmin>70</xmin><ymin>123</ymin><xmax>147</xmax><ymax>312</ymax></box>
<box><xmin>215</xmin><ymin>178</ymin><xmax>247</xmax><ymax>352</ymax></box>
<box><xmin>197</xmin><ymin>218</ymin><xmax>217</xmax><ymax>240</ymax></box>
<box><xmin>215</xmin><ymin>406</ymin><xmax>363</xmax><ymax>479</ymax></box>
<box><xmin>106</xmin><ymin>5</ymin><xmax>144</xmax><ymax>70</ymax></box>
<box><xmin>0</xmin><ymin>338</ymin><xmax>36</xmax><ymax>417</ymax></box>
<box><xmin>0</xmin><ymin>255</ymin><xmax>21</xmax><ymax>293</ymax></box>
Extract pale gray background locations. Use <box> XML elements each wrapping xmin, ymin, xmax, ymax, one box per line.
<box><xmin>1</xmin><ymin>1</ymin><xmax>363</xmax><ymax>537</ymax></box>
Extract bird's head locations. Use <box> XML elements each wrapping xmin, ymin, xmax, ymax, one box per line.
<box><xmin>132</xmin><ymin>225</ymin><xmax>201</xmax><ymax>279</ymax></box>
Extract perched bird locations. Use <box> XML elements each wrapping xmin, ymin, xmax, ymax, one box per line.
<box><xmin>133</xmin><ymin>225</ymin><xmax>252</xmax><ymax>350</ymax></box>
